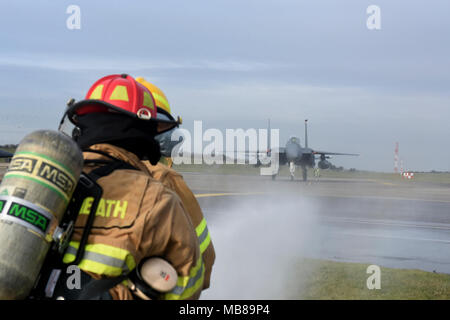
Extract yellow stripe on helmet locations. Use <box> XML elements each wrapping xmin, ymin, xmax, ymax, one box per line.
<box><xmin>142</xmin><ymin>91</ymin><xmax>155</xmax><ymax>111</ymax></box>
<box><xmin>152</xmin><ymin>92</ymin><xmax>171</xmax><ymax>114</ymax></box>
<box><xmin>109</xmin><ymin>85</ymin><xmax>129</xmax><ymax>102</ymax></box>
<box><xmin>89</xmin><ymin>84</ymin><xmax>104</xmax><ymax>100</ymax></box>
<box><xmin>135</xmin><ymin>77</ymin><xmax>171</xmax><ymax>114</ymax></box>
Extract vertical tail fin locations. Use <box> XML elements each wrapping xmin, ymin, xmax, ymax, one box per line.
<box><xmin>304</xmin><ymin>119</ymin><xmax>308</xmax><ymax>148</ymax></box>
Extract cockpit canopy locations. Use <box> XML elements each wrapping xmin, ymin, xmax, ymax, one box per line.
<box><xmin>288</xmin><ymin>136</ymin><xmax>300</xmax><ymax>145</ymax></box>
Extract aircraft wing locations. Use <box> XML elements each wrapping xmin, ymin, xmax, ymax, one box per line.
<box><xmin>312</xmin><ymin>150</ymin><xmax>359</xmax><ymax>156</ymax></box>
<box><xmin>237</xmin><ymin>147</ymin><xmax>286</xmax><ymax>155</ymax></box>
<box><xmin>267</xmin><ymin>147</ymin><xmax>287</xmax><ymax>165</ymax></box>
<box><xmin>238</xmin><ymin>147</ymin><xmax>287</xmax><ymax>165</ymax></box>
<box><xmin>269</xmin><ymin>147</ymin><xmax>285</xmax><ymax>154</ymax></box>
<box><xmin>0</xmin><ymin>150</ymin><xmax>13</xmax><ymax>158</ymax></box>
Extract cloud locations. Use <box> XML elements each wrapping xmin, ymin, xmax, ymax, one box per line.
<box><xmin>0</xmin><ymin>54</ymin><xmax>279</xmax><ymax>73</ymax></box>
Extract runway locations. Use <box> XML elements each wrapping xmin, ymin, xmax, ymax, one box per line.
<box><xmin>183</xmin><ymin>172</ymin><xmax>450</xmax><ymax>298</ymax></box>
<box><xmin>184</xmin><ymin>172</ymin><xmax>450</xmax><ymax>270</ymax></box>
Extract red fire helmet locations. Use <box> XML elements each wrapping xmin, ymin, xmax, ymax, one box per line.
<box><xmin>67</xmin><ymin>74</ymin><xmax>179</xmax><ymax>133</ymax></box>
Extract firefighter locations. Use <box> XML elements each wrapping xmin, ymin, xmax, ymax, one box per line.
<box><xmin>136</xmin><ymin>77</ymin><xmax>216</xmax><ymax>290</ymax></box>
<box><xmin>59</xmin><ymin>74</ymin><xmax>204</xmax><ymax>300</ymax></box>
<box><xmin>314</xmin><ymin>167</ymin><xmax>320</xmax><ymax>180</ymax></box>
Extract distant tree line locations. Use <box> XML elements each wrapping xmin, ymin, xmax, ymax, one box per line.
<box><xmin>425</xmin><ymin>170</ymin><xmax>450</xmax><ymax>174</ymax></box>
<box><xmin>329</xmin><ymin>164</ymin><xmax>344</xmax><ymax>172</ymax></box>
<box><xmin>0</xmin><ymin>145</ymin><xmax>17</xmax><ymax>163</ymax></box>
<box><xmin>0</xmin><ymin>144</ymin><xmax>18</xmax><ymax>149</ymax></box>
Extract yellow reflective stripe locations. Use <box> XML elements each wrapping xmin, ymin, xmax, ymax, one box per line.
<box><xmin>199</xmin><ymin>232</ymin><xmax>211</xmax><ymax>254</ymax></box>
<box><xmin>152</xmin><ymin>92</ymin><xmax>170</xmax><ymax>113</ymax></box>
<box><xmin>66</xmin><ymin>241</ymin><xmax>133</xmax><ymax>262</ymax></box>
<box><xmin>164</xmin><ymin>257</ymin><xmax>204</xmax><ymax>300</ymax></box>
<box><xmin>63</xmin><ymin>241</ymin><xmax>136</xmax><ymax>277</ymax></box>
<box><xmin>89</xmin><ymin>84</ymin><xmax>104</xmax><ymax>99</ymax></box>
<box><xmin>195</xmin><ymin>218</ymin><xmax>207</xmax><ymax>237</ymax></box>
<box><xmin>196</xmin><ymin>218</ymin><xmax>212</xmax><ymax>254</ymax></box>
<box><xmin>109</xmin><ymin>85</ymin><xmax>129</xmax><ymax>101</ymax></box>
<box><xmin>62</xmin><ymin>252</ymin><xmax>76</xmax><ymax>264</ymax></box>
<box><xmin>142</xmin><ymin>91</ymin><xmax>155</xmax><ymax>111</ymax></box>
<box><xmin>79</xmin><ymin>257</ymin><xmax>123</xmax><ymax>277</ymax></box>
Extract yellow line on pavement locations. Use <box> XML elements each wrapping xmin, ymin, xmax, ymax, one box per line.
<box><xmin>366</xmin><ymin>179</ymin><xmax>397</xmax><ymax>186</ymax></box>
<box><xmin>310</xmin><ymin>193</ymin><xmax>450</xmax><ymax>203</ymax></box>
<box><xmin>195</xmin><ymin>192</ymin><xmax>266</xmax><ymax>198</ymax></box>
<box><xmin>195</xmin><ymin>190</ymin><xmax>450</xmax><ymax>203</ymax></box>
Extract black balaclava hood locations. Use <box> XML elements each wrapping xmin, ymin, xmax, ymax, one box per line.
<box><xmin>73</xmin><ymin>113</ymin><xmax>161</xmax><ymax>165</ymax></box>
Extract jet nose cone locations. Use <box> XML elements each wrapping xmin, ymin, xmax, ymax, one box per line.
<box><xmin>286</xmin><ymin>144</ymin><xmax>300</xmax><ymax>161</ymax></box>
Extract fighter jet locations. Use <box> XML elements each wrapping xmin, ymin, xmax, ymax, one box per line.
<box><xmin>262</xmin><ymin>119</ymin><xmax>358</xmax><ymax>181</ymax></box>
<box><xmin>0</xmin><ymin>150</ymin><xmax>13</xmax><ymax>158</ymax></box>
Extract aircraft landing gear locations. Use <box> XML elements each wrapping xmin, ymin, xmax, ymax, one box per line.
<box><xmin>289</xmin><ymin>162</ymin><xmax>295</xmax><ymax>181</ymax></box>
<box><xmin>302</xmin><ymin>166</ymin><xmax>307</xmax><ymax>181</ymax></box>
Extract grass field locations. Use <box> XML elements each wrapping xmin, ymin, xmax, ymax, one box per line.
<box><xmin>288</xmin><ymin>259</ymin><xmax>450</xmax><ymax>300</ymax></box>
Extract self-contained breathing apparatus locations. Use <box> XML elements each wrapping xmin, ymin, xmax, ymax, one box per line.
<box><xmin>0</xmin><ymin>98</ymin><xmax>177</xmax><ymax>300</ymax></box>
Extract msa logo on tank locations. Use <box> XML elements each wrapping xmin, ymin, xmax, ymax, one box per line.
<box><xmin>0</xmin><ymin>196</ymin><xmax>54</xmax><ymax>237</ymax></box>
<box><xmin>5</xmin><ymin>153</ymin><xmax>76</xmax><ymax>202</ymax></box>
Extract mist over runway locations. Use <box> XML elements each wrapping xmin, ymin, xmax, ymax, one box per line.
<box><xmin>184</xmin><ymin>172</ymin><xmax>450</xmax><ymax>299</ymax></box>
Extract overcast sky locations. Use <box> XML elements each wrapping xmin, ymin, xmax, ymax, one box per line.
<box><xmin>0</xmin><ymin>0</ymin><xmax>449</xmax><ymax>172</ymax></box>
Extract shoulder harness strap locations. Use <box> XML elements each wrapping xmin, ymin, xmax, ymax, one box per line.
<box><xmin>31</xmin><ymin>150</ymin><xmax>140</xmax><ymax>300</ymax></box>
